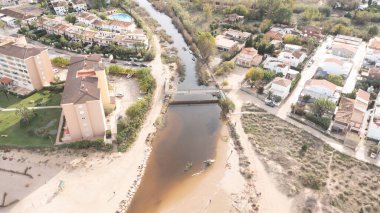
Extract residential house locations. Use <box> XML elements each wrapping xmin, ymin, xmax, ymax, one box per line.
<box><xmin>265</xmin><ymin>30</ymin><xmax>283</xmax><ymax>41</ymax></box>
<box><xmin>334</xmin><ymin>35</ymin><xmax>362</xmax><ymax>47</ymax></box>
<box><xmin>369</xmin><ymin>67</ymin><xmax>380</xmax><ymax>80</ymax></box>
<box><xmin>222</xmin><ymin>29</ymin><xmax>251</xmax><ymax>43</ymax></box>
<box><xmin>367</xmin><ymin>92</ymin><xmax>380</xmax><ymax>141</ymax></box>
<box><xmin>1</xmin><ymin>16</ymin><xmax>17</xmax><ymax>27</ymax></box>
<box><xmin>235</xmin><ymin>47</ymin><xmax>262</xmax><ymax>67</ymax></box>
<box><xmin>302</xmin><ymin>79</ymin><xmax>341</xmax><ymax>102</ymax></box>
<box><xmin>331</xmin><ymin>43</ymin><xmax>357</xmax><ymax>58</ymax></box>
<box><xmin>0</xmin><ymin>7</ymin><xmax>40</xmax><ymax>26</ymax></box>
<box><xmin>106</xmin><ymin>7</ymin><xmax>118</xmax><ymax>15</ymax></box>
<box><xmin>52</xmin><ymin>1</ymin><xmax>69</xmax><ymax>16</ymax></box>
<box><xmin>65</xmin><ymin>26</ymin><xmax>83</xmax><ymax>41</ymax></box>
<box><xmin>72</xmin><ymin>0</ymin><xmax>87</xmax><ymax>12</ymax></box>
<box><xmin>60</xmin><ymin>54</ymin><xmax>110</xmax><ymax>143</ymax></box>
<box><xmin>0</xmin><ymin>0</ymin><xmax>29</xmax><ymax>6</ymax></box>
<box><xmin>222</xmin><ymin>13</ymin><xmax>244</xmax><ymax>24</ymax></box>
<box><xmin>285</xmin><ymin>69</ymin><xmax>299</xmax><ymax>81</ymax></box>
<box><xmin>82</xmin><ymin>29</ymin><xmax>97</xmax><ymax>43</ymax></box>
<box><xmin>319</xmin><ymin>58</ymin><xmax>352</xmax><ymax>77</ymax></box>
<box><xmin>332</xmin><ymin>89</ymin><xmax>370</xmax><ymax>133</ymax></box>
<box><xmin>331</xmin><ymin>35</ymin><xmax>361</xmax><ymax>58</ymax></box>
<box><xmin>302</xmin><ymin>26</ymin><xmax>323</xmax><ymax>40</ymax></box>
<box><xmin>284</xmin><ymin>44</ymin><xmax>303</xmax><ymax>52</ymax></box>
<box><xmin>269</xmin><ymin>77</ymin><xmax>292</xmax><ymax>99</ymax></box>
<box><xmin>0</xmin><ymin>35</ymin><xmax>54</xmax><ymax>95</ymax></box>
<box><xmin>278</xmin><ymin>50</ymin><xmax>307</xmax><ymax>68</ymax></box>
<box><xmin>366</xmin><ymin>37</ymin><xmax>380</xmax><ymax>62</ymax></box>
<box><xmin>205</xmin><ymin>0</ymin><xmax>253</xmax><ymax>8</ymax></box>
<box><xmin>332</xmin><ymin>89</ymin><xmax>370</xmax><ymax>150</ymax></box>
<box><xmin>215</xmin><ymin>35</ymin><xmax>239</xmax><ymax>52</ymax></box>
<box><xmin>263</xmin><ymin>57</ymin><xmax>290</xmax><ymax>76</ymax></box>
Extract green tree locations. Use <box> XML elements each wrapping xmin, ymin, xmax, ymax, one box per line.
<box><xmin>215</xmin><ymin>61</ymin><xmax>235</xmax><ymax>75</ymax></box>
<box><xmin>195</xmin><ymin>31</ymin><xmax>216</xmax><ymax>62</ymax></box>
<box><xmin>311</xmin><ymin>98</ymin><xmax>335</xmax><ymax>117</ymax></box>
<box><xmin>246</xmin><ymin>67</ymin><xmax>265</xmax><ymax>87</ymax></box>
<box><xmin>327</xmin><ymin>74</ymin><xmax>343</xmax><ymax>86</ymax></box>
<box><xmin>51</xmin><ymin>57</ymin><xmax>70</xmax><ymax>68</ymax></box>
<box><xmin>273</xmin><ymin>7</ymin><xmax>293</xmax><ymax>24</ymax></box>
<box><xmin>231</xmin><ymin>4</ymin><xmax>249</xmax><ymax>16</ymax></box>
<box><xmin>259</xmin><ymin>19</ymin><xmax>272</xmax><ymax>33</ymax></box>
<box><xmin>15</xmin><ymin>105</ymin><xmax>36</xmax><ymax>127</ymax></box>
<box><xmin>65</xmin><ymin>13</ymin><xmax>77</xmax><ymax>24</ymax></box>
<box><xmin>283</xmin><ymin>34</ymin><xmax>303</xmax><ymax>45</ymax></box>
<box><xmin>0</xmin><ymin>84</ymin><xmax>9</xmax><ymax>100</ymax></box>
<box><xmin>369</xmin><ymin>26</ymin><xmax>379</xmax><ymax>36</ymax></box>
<box><xmin>203</xmin><ymin>4</ymin><xmax>212</xmax><ymax>20</ymax></box>
<box><xmin>302</xmin><ymin>7</ymin><xmax>321</xmax><ymax>21</ymax></box>
<box><xmin>330</xmin><ymin>24</ymin><xmax>352</xmax><ymax>36</ymax></box>
<box><xmin>219</xmin><ymin>97</ymin><xmax>235</xmax><ymax>114</ymax></box>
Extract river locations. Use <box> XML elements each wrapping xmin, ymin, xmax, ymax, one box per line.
<box><xmin>127</xmin><ymin>0</ymin><xmax>223</xmax><ymax>212</ymax></box>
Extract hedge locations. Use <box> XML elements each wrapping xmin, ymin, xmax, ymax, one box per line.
<box><xmin>57</xmin><ymin>139</ymin><xmax>112</xmax><ymax>151</ymax></box>
<box><xmin>305</xmin><ymin>113</ymin><xmax>331</xmax><ymax>130</ymax></box>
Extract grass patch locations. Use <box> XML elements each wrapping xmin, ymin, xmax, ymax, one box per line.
<box><xmin>0</xmin><ymin>109</ymin><xmax>61</xmax><ymax>147</ymax></box>
<box><xmin>0</xmin><ymin>90</ymin><xmax>61</xmax><ymax>108</ymax></box>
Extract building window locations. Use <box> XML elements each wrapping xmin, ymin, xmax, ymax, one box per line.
<box><xmin>82</xmin><ymin>117</ymin><xmax>86</xmax><ymax>120</ymax></box>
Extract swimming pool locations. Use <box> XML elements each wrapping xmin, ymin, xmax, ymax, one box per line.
<box><xmin>108</xmin><ymin>13</ymin><xmax>133</xmax><ymax>22</ymax></box>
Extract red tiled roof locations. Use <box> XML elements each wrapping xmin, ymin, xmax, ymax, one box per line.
<box><xmin>0</xmin><ymin>76</ymin><xmax>13</xmax><ymax>84</ymax></box>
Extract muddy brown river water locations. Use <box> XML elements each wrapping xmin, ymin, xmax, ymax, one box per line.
<box><xmin>127</xmin><ymin>0</ymin><xmax>223</xmax><ymax>212</ymax></box>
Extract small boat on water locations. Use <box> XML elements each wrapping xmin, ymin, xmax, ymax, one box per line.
<box><xmin>184</xmin><ymin>161</ymin><xmax>193</xmax><ymax>172</ymax></box>
<box><xmin>203</xmin><ymin>159</ymin><xmax>215</xmax><ymax>167</ymax></box>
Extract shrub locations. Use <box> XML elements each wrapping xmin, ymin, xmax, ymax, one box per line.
<box><xmin>58</xmin><ymin>139</ymin><xmax>112</xmax><ymax>151</ymax></box>
<box><xmin>299</xmin><ymin>173</ymin><xmax>322</xmax><ymax>190</ymax></box>
<box><xmin>51</xmin><ymin>57</ymin><xmax>70</xmax><ymax>68</ymax></box>
<box><xmin>104</xmin><ymin>106</ymin><xmax>115</xmax><ymax>116</ymax></box>
<box><xmin>106</xmin><ymin>130</ymin><xmax>112</xmax><ymax>139</ymax></box>
<box><xmin>305</xmin><ymin>113</ymin><xmax>331</xmax><ymax>130</ymax></box>
<box><xmin>117</xmin><ymin>94</ymin><xmax>153</xmax><ymax>152</ymax></box>
<box><xmin>290</xmin><ymin>73</ymin><xmax>301</xmax><ymax>92</ymax></box>
<box><xmin>219</xmin><ymin>97</ymin><xmax>235</xmax><ymax>115</ymax></box>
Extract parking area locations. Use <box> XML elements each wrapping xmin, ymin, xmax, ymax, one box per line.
<box><xmin>108</xmin><ymin>75</ymin><xmax>143</xmax><ymax>120</ymax></box>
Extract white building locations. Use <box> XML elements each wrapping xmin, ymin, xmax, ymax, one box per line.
<box><xmin>366</xmin><ymin>37</ymin><xmax>380</xmax><ymax>63</ymax></box>
<box><xmin>72</xmin><ymin>0</ymin><xmax>87</xmax><ymax>12</ymax></box>
<box><xmin>263</xmin><ymin>57</ymin><xmax>290</xmax><ymax>76</ymax></box>
<box><xmin>284</xmin><ymin>44</ymin><xmax>303</xmax><ymax>52</ymax></box>
<box><xmin>269</xmin><ymin>77</ymin><xmax>292</xmax><ymax>100</ymax></box>
<box><xmin>278</xmin><ymin>50</ymin><xmax>307</xmax><ymax>68</ymax></box>
<box><xmin>368</xmin><ymin>92</ymin><xmax>380</xmax><ymax>141</ymax></box>
<box><xmin>302</xmin><ymin>79</ymin><xmax>341</xmax><ymax>102</ymax></box>
<box><xmin>215</xmin><ymin>35</ymin><xmax>239</xmax><ymax>51</ymax></box>
<box><xmin>52</xmin><ymin>1</ymin><xmax>69</xmax><ymax>16</ymax></box>
<box><xmin>319</xmin><ymin>58</ymin><xmax>352</xmax><ymax>77</ymax></box>
<box><xmin>1</xmin><ymin>16</ymin><xmax>17</xmax><ymax>28</ymax></box>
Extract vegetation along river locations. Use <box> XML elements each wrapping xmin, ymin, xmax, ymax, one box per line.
<box><xmin>127</xmin><ymin>0</ymin><xmax>224</xmax><ymax>212</ymax></box>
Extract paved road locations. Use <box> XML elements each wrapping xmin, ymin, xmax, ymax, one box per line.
<box><xmin>342</xmin><ymin>42</ymin><xmax>366</xmax><ymax>93</ymax></box>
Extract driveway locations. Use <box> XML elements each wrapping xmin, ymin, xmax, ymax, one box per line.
<box><xmin>341</xmin><ymin>42</ymin><xmax>366</xmax><ymax>93</ymax></box>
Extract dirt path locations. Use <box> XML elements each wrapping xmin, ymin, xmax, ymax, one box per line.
<box><xmin>4</xmin><ymin>35</ymin><xmax>168</xmax><ymax>213</ymax></box>
<box><xmin>228</xmin><ymin>90</ymin><xmax>294</xmax><ymax>213</ymax></box>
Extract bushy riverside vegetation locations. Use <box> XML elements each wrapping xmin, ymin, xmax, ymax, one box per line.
<box><xmin>57</xmin><ymin>139</ymin><xmax>112</xmax><ymax>151</ymax></box>
<box><xmin>110</xmin><ymin>66</ymin><xmax>156</xmax><ymax>152</ymax></box>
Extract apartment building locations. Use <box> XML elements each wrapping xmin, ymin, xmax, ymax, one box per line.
<box><xmin>60</xmin><ymin>54</ymin><xmax>110</xmax><ymax>143</ymax></box>
<box><xmin>0</xmin><ymin>35</ymin><xmax>54</xmax><ymax>95</ymax></box>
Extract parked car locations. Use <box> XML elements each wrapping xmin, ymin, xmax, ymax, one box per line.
<box><xmin>116</xmin><ymin>93</ymin><xmax>124</xmax><ymax>97</ymax></box>
<box><xmin>53</xmin><ymin>69</ymin><xmax>59</xmax><ymax>73</ymax></box>
<box><xmin>139</xmin><ymin>63</ymin><xmax>148</xmax><ymax>67</ymax></box>
<box><xmin>110</xmin><ymin>59</ymin><xmax>117</xmax><ymax>63</ymax></box>
<box><xmin>124</xmin><ymin>62</ymin><xmax>131</xmax><ymax>66</ymax></box>
<box><xmin>131</xmin><ymin>62</ymin><xmax>139</xmax><ymax>66</ymax></box>
<box><xmin>265</xmin><ymin>99</ymin><xmax>276</xmax><ymax>107</ymax></box>
<box><xmin>126</xmin><ymin>74</ymin><xmax>133</xmax><ymax>79</ymax></box>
